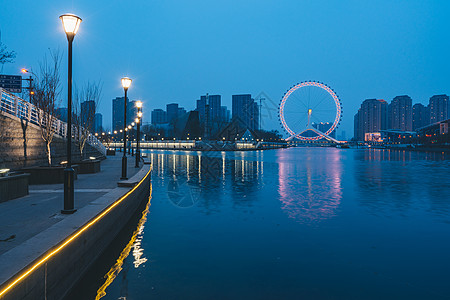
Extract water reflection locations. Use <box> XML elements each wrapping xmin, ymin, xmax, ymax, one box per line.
<box><xmin>148</xmin><ymin>149</ymin><xmax>344</xmax><ymax>224</ymax></box>
<box><xmin>277</xmin><ymin>148</ymin><xmax>343</xmax><ymax>224</ymax></box>
<box><xmin>148</xmin><ymin>151</ymin><xmax>266</xmax><ymax>213</ymax></box>
<box><xmin>85</xmin><ymin>148</ymin><xmax>450</xmax><ymax>300</ymax></box>
<box><xmin>354</xmin><ymin>149</ymin><xmax>450</xmax><ymax>219</ymax></box>
<box><xmin>95</xmin><ymin>192</ymin><xmax>152</xmax><ymax>300</ymax></box>
<box><xmin>360</xmin><ymin>148</ymin><xmax>450</xmax><ymax>162</ymax></box>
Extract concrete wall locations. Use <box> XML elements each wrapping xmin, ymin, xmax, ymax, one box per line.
<box><xmin>0</xmin><ymin>113</ymin><xmax>102</xmax><ymax>170</ymax></box>
<box><xmin>0</xmin><ymin>165</ymin><xmax>151</xmax><ymax>300</ymax></box>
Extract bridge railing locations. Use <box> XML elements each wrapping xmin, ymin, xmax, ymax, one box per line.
<box><xmin>0</xmin><ymin>88</ymin><xmax>106</xmax><ymax>156</ymax></box>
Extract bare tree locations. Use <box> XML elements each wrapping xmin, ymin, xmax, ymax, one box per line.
<box><xmin>0</xmin><ymin>42</ymin><xmax>16</xmax><ymax>66</ymax></box>
<box><xmin>31</xmin><ymin>51</ymin><xmax>62</xmax><ymax>166</ymax></box>
<box><xmin>73</xmin><ymin>81</ymin><xmax>102</xmax><ymax>160</ymax></box>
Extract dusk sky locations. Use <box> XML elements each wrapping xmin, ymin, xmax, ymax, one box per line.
<box><xmin>1</xmin><ymin>0</ymin><xmax>449</xmax><ymax>136</ymax></box>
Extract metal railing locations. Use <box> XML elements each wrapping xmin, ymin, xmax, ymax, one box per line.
<box><xmin>0</xmin><ymin>88</ymin><xmax>106</xmax><ymax>156</ymax></box>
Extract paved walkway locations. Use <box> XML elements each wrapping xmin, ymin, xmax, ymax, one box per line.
<box><xmin>0</xmin><ymin>154</ymin><xmax>141</xmax><ymax>255</ymax></box>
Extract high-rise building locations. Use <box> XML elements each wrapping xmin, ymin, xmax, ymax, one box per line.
<box><xmin>220</xmin><ymin>106</ymin><xmax>230</xmax><ymax>123</ymax></box>
<box><xmin>94</xmin><ymin>113</ymin><xmax>102</xmax><ymax>133</ymax></box>
<box><xmin>166</xmin><ymin>103</ymin><xmax>179</xmax><ymax>123</ymax></box>
<box><xmin>429</xmin><ymin>94</ymin><xmax>449</xmax><ymax>123</ymax></box>
<box><xmin>81</xmin><ymin>100</ymin><xmax>96</xmax><ymax>131</ymax></box>
<box><xmin>178</xmin><ymin>107</ymin><xmax>187</xmax><ymax>116</ymax></box>
<box><xmin>388</xmin><ymin>95</ymin><xmax>412</xmax><ymax>131</ymax></box>
<box><xmin>412</xmin><ymin>103</ymin><xmax>430</xmax><ymax>130</ymax></box>
<box><xmin>196</xmin><ymin>94</ymin><xmax>227</xmax><ymax>137</ymax></box>
<box><xmin>112</xmin><ymin>97</ymin><xmax>125</xmax><ymax>131</ymax></box>
<box><xmin>232</xmin><ymin>94</ymin><xmax>259</xmax><ymax>131</ymax></box>
<box><xmin>151</xmin><ymin>109</ymin><xmax>167</xmax><ymax>124</ymax></box>
<box><xmin>354</xmin><ymin>99</ymin><xmax>388</xmax><ymax>141</ymax></box>
<box><xmin>112</xmin><ymin>96</ymin><xmax>134</xmax><ymax>131</ymax></box>
<box><xmin>128</xmin><ymin>101</ymin><xmax>137</xmax><ymax>124</ymax></box>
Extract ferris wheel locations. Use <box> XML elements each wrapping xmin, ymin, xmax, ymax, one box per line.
<box><xmin>279</xmin><ymin>81</ymin><xmax>342</xmax><ymax>141</ymax></box>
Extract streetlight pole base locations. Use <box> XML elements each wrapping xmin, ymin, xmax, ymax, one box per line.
<box><xmin>62</xmin><ymin>167</ymin><xmax>76</xmax><ymax>214</ymax></box>
<box><xmin>121</xmin><ymin>156</ymin><xmax>128</xmax><ymax>180</ymax></box>
<box><xmin>135</xmin><ymin>150</ymin><xmax>140</xmax><ymax>168</ymax></box>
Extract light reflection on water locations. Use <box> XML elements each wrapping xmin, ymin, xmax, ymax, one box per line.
<box><xmin>91</xmin><ymin>148</ymin><xmax>450</xmax><ymax>300</ymax></box>
<box><xmin>95</xmin><ymin>193</ymin><xmax>152</xmax><ymax>300</ymax></box>
<box><xmin>277</xmin><ymin>148</ymin><xmax>343</xmax><ymax>224</ymax></box>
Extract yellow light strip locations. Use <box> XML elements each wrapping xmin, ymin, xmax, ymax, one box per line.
<box><xmin>95</xmin><ymin>187</ymin><xmax>152</xmax><ymax>300</ymax></box>
<box><xmin>0</xmin><ymin>168</ymin><xmax>152</xmax><ymax>298</ymax></box>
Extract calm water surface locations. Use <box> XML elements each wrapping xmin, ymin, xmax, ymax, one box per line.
<box><xmin>73</xmin><ymin>148</ymin><xmax>450</xmax><ymax>300</ymax></box>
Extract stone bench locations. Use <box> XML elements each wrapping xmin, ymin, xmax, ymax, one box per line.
<box><xmin>74</xmin><ymin>160</ymin><xmax>101</xmax><ymax>174</ymax></box>
<box><xmin>20</xmin><ymin>166</ymin><xmax>79</xmax><ymax>185</ymax></box>
<box><xmin>0</xmin><ymin>173</ymin><xmax>30</xmax><ymax>203</ymax></box>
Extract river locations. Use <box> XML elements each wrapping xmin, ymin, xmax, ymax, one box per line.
<box><xmin>68</xmin><ymin>147</ymin><xmax>450</xmax><ymax>300</ymax></box>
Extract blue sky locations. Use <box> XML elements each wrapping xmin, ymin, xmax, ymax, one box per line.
<box><xmin>1</xmin><ymin>0</ymin><xmax>449</xmax><ymax>136</ymax></box>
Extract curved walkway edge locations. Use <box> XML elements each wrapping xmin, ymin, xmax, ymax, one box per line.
<box><xmin>0</xmin><ymin>163</ymin><xmax>152</xmax><ymax>300</ymax></box>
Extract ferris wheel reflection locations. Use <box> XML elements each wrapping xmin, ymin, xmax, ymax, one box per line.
<box><xmin>277</xmin><ymin>148</ymin><xmax>343</xmax><ymax>224</ymax></box>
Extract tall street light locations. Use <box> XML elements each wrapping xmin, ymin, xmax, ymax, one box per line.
<box><xmin>60</xmin><ymin>13</ymin><xmax>82</xmax><ymax>214</ymax></box>
<box><xmin>135</xmin><ymin>101</ymin><xmax>143</xmax><ymax>168</ymax></box>
<box><xmin>121</xmin><ymin>77</ymin><xmax>132</xmax><ymax>180</ymax></box>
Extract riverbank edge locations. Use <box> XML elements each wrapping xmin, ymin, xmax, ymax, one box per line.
<box><xmin>0</xmin><ymin>164</ymin><xmax>152</xmax><ymax>300</ymax></box>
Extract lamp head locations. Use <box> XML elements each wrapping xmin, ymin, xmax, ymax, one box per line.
<box><xmin>59</xmin><ymin>14</ymin><xmax>82</xmax><ymax>40</ymax></box>
<box><xmin>136</xmin><ymin>101</ymin><xmax>143</xmax><ymax>108</ymax></box>
<box><xmin>121</xmin><ymin>77</ymin><xmax>132</xmax><ymax>90</ymax></box>
<box><xmin>137</xmin><ymin>111</ymin><xmax>143</xmax><ymax>118</ymax></box>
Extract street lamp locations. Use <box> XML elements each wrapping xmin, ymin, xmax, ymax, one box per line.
<box><xmin>21</xmin><ymin>68</ymin><xmax>37</xmax><ymax>102</ymax></box>
<box><xmin>60</xmin><ymin>13</ymin><xmax>82</xmax><ymax>214</ymax></box>
<box><xmin>121</xmin><ymin>77</ymin><xmax>132</xmax><ymax>179</ymax></box>
<box><xmin>135</xmin><ymin>101</ymin><xmax>142</xmax><ymax>168</ymax></box>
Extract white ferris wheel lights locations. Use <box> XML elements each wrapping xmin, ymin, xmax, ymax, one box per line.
<box><xmin>279</xmin><ymin>81</ymin><xmax>342</xmax><ymax>141</ymax></box>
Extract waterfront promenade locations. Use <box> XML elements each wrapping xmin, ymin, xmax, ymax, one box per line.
<box><xmin>0</xmin><ymin>156</ymin><xmax>139</xmax><ymax>255</ymax></box>
<box><xmin>0</xmin><ymin>155</ymin><xmax>149</xmax><ymax>299</ymax></box>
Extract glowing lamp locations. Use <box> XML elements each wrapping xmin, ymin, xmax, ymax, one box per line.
<box><xmin>121</xmin><ymin>77</ymin><xmax>132</xmax><ymax>90</ymax></box>
<box><xmin>59</xmin><ymin>14</ymin><xmax>82</xmax><ymax>38</ymax></box>
<box><xmin>136</xmin><ymin>101</ymin><xmax>143</xmax><ymax>108</ymax></box>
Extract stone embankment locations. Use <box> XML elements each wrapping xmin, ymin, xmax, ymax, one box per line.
<box><xmin>0</xmin><ymin>113</ymin><xmax>102</xmax><ymax>170</ymax></box>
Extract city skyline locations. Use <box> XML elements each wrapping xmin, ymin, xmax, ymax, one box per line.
<box><xmin>1</xmin><ymin>1</ymin><xmax>449</xmax><ymax>136</ymax></box>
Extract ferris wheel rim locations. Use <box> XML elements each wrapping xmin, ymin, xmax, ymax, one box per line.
<box><xmin>279</xmin><ymin>81</ymin><xmax>342</xmax><ymax>141</ymax></box>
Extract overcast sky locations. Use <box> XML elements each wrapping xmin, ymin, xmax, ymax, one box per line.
<box><xmin>1</xmin><ymin>0</ymin><xmax>449</xmax><ymax>136</ymax></box>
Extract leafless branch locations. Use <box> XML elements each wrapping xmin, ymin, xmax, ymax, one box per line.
<box><xmin>73</xmin><ymin>80</ymin><xmax>103</xmax><ymax>159</ymax></box>
<box><xmin>31</xmin><ymin>50</ymin><xmax>62</xmax><ymax>166</ymax></box>
<box><xmin>0</xmin><ymin>42</ymin><xmax>16</xmax><ymax>65</ymax></box>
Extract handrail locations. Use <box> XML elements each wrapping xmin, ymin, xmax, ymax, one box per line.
<box><xmin>0</xmin><ymin>88</ymin><xmax>106</xmax><ymax>155</ymax></box>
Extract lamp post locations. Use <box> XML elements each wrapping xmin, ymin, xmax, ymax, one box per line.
<box><xmin>121</xmin><ymin>77</ymin><xmax>132</xmax><ymax>180</ymax></box>
<box><xmin>21</xmin><ymin>69</ymin><xmax>37</xmax><ymax>103</ymax></box>
<box><xmin>135</xmin><ymin>101</ymin><xmax>142</xmax><ymax>168</ymax></box>
<box><xmin>131</xmin><ymin>122</ymin><xmax>135</xmax><ymax>156</ymax></box>
<box><xmin>128</xmin><ymin>125</ymin><xmax>132</xmax><ymax>155</ymax></box>
<box><xmin>60</xmin><ymin>13</ymin><xmax>82</xmax><ymax>214</ymax></box>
